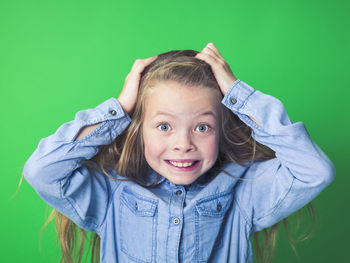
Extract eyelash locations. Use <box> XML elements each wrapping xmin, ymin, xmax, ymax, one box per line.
<box><xmin>196</xmin><ymin>124</ymin><xmax>211</xmax><ymax>132</ymax></box>
<box><xmin>156</xmin><ymin>123</ymin><xmax>212</xmax><ymax>133</ymax></box>
<box><xmin>157</xmin><ymin>123</ymin><xmax>171</xmax><ymax>132</ymax></box>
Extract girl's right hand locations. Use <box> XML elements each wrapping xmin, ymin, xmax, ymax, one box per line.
<box><xmin>117</xmin><ymin>56</ymin><xmax>158</xmax><ymax>115</ymax></box>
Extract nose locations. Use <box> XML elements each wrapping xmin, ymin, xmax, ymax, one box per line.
<box><xmin>172</xmin><ymin>131</ymin><xmax>196</xmax><ymax>153</ymax></box>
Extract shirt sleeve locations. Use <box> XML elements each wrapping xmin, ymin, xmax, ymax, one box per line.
<box><xmin>221</xmin><ymin>79</ymin><xmax>335</xmax><ymax>232</ymax></box>
<box><xmin>23</xmin><ymin>97</ymin><xmax>131</xmax><ymax>232</ymax></box>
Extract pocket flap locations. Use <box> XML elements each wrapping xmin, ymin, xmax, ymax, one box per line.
<box><xmin>120</xmin><ymin>187</ymin><xmax>157</xmax><ymax>217</ymax></box>
<box><xmin>195</xmin><ymin>191</ymin><xmax>233</xmax><ymax>217</ymax></box>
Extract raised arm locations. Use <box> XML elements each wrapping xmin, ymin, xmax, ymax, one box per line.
<box><xmin>23</xmin><ymin>55</ymin><xmax>158</xmax><ymax>233</ymax></box>
<box><xmin>222</xmin><ymin>79</ymin><xmax>335</xmax><ymax>231</ymax></box>
<box><xmin>23</xmin><ymin>98</ymin><xmax>131</xmax><ymax>232</ymax></box>
<box><xmin>195</xmin><ymin>43</ymin><xmax>335</xmax><ymax>231</ymax></box>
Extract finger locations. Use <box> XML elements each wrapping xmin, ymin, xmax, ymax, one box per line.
<box><xmin>197</xmin><ymin>43</ymin><xmax>222</xmax><ymax>60</ymax></box>
<box><xmin>130</xmin><ymin>56</ymin><xmax>158</xmax><ymax>74</ymax></box>
<box><xmin>133</xmin><ymin>56</ymin><xmax>158</xmax><ymax>69</ymax></box>
<box><xmin>202</xmin><ymin>48</ymin><xmax>221</xmax><ymax>62</ymax></box>
<box><xmin>196</xmin><ymin>47</ymin><xmax>223</xmax><ymax>68</ymax></box>
<box><xmin>206</xmin><ymin>43</ymin><xmax>223</xmax><ymax>58</ymax></box>
<box><xmin>202</xmin><ymin>44</ymin><xmax>227</xmax><ymax>66</ymax></box>
<box><xmin>195</xmin><ymin>52</ymin><xmax>222</xmax><ymax>70</ymax></box>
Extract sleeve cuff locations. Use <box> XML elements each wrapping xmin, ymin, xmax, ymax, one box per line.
<box><xmin>74</xmin><ymin>97</ymin><xmax>131</xmax><ymax>126</ymax></box>
<box><xmin>221</xmin><ymin>79</ymin><xmax>266</xmax><ymax>134</ymax></box>
<box><xmin>221</xmin><ymin>79</ymin><xmax>255</xmax><ymax>111</ymax></box>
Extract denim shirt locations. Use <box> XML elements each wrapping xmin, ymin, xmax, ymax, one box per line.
<box><xmin>23</xmin><ymin>80</ymin><xmax>335</xmax><ymax>263</ymax></box>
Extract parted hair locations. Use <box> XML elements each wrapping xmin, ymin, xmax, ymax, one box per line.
<box><xmin>19</xmin><ymin>49</ymin><xmax>316</xmax><ymax>263</ymax></box>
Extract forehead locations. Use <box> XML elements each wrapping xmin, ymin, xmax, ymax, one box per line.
<box><xmin>144</xmin><ymin>81</ymin><xmax>221</xmax><ymax>118</ymax></box>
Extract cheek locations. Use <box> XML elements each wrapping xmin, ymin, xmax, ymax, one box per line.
<box><xmin>143</xmin><ymin>131</ymin><xmax>166</xmax><ymax>161</ymax></box>
<box><xmin>202</xmin><ymin>136</ymin><xmax>219</xmax><ymax>160</ymax></box>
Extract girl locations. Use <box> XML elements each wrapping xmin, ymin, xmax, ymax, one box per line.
<box><xmin>22</xmin><ymin>43</ymin><xmax>335</xmax><ymax>263</ymax></box>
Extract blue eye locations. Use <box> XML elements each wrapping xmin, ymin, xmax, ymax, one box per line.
<box><xmin>157</xmin><ymin>123</ymin><xmax>170</xmax><ymax>132</ymax></box>
<box><xmin>196</xmin><ymin>124</ymin><xmax>210</xmax><ymax>132</ymax></box>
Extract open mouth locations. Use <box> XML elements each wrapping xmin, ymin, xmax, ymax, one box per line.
<box><xmin>165</xmin><ymin>160</ymin><xmax>201</xmax><ymax>170</ymax></box>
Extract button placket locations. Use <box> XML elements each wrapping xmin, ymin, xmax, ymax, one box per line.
<box><xmin>173</xmin><ymin>217</ymin><xmax>180</xmax><ymax>225</ymax></box>
<box><xmin>171</xmin><ymin>187</ymin><xmax>184</xmax><ymax>226</ymax></box>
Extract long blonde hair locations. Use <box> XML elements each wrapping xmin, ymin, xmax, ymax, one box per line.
<box><xmin>18</xmin><ymin>49</ymin><xmax>316</xmax><ymax>263</ymax></box>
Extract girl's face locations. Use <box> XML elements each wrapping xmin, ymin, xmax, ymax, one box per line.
<box><xmin>142</xmin><ymin>80</ymin><xmax>221</xmax><ymax>185</ymax></box>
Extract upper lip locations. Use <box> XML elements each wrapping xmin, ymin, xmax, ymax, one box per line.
<box><xmin>166</xmin><ymin>159</ymin><xmax>199</xmax><ymax>162</ymax></box>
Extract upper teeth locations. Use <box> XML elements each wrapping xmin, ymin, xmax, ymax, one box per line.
<box><xmin>169</xmin><ymin>161</ymin><xmax>194</xmax><ymax>167</ymax></box>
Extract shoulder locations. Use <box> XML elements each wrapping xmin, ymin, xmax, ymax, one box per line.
<box><xmin>220</xmin><ymin>158</ymin><xmax>279</xmax><ymax>181</ymax></box>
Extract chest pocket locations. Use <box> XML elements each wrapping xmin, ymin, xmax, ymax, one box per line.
<box><xmin>119</xmin><ymin>187</ymin><xmax>158</xmax><ymax>263</ymax></box>
<box><xmin>195</xmin><ymin>191</ymin><xmax>233</xmax><ymax>262</ymax></box>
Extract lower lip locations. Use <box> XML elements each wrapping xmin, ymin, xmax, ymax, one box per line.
<box><xmin>165</xmin><ymin>160</ymin><xmax>201</xmax><ymax>172</ymax></box>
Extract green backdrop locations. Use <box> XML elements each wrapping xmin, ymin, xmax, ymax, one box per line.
<box><xmin>1</xmin><ymin>0</ymin><xmax>349</xmax><ymax>262</ymax></box>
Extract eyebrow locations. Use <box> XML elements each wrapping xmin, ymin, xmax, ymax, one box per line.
<box><xmin>152</xmin><ymin>110</ymin><xmax>217</xmax><ymax>118</ymax></box>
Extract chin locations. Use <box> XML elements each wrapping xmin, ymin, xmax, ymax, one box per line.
<box><xmin>167</xmin><ymin>175</ymin><xmax>199</xmax><ymax>186</ymax></box>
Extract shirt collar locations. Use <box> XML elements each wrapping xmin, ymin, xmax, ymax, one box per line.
<box><xmin>144</xmin><ymin>168</ymin><xmax>217</xmax><ymax>191</ymax></box>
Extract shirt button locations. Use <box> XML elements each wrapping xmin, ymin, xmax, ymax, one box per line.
<box><xmin>109</xmin><ymin>110</ymin><xmax>116</xmax><ymax>115</ymax></box>
<box><xmin>175</xmin><ymin>190</ymin><xmax>182</xmax><ymax>195</ymax></box>
<box><xmin>173</xmin><ymin>217</ymin><xmax>180</xmax><ymax>225</ymax></box>
<box><xmin>217</xmin><ymin>204</ymin><xmax>222</xmax><ymax>212</ymax></box>
<box><xmin>230</xmin><ymin>98</ymin><xmax>237</xmax><ymax>105</ymax></box>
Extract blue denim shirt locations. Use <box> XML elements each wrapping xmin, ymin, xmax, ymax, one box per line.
<box><xmin>23</xmin><ymin>80</ymin><xmax>335</xmax><ymax>263</ymax></box>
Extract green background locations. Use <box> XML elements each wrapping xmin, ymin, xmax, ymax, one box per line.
<box><xmin>1</xmin><ymin>0</ymin><xmax>349</xmax><ymax>262</ymax></box>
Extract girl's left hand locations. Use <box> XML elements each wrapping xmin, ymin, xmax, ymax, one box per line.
<box><xmin>195</xmin><ymin>43</ymin><xmax>237</xmax><ymax>96</ymax></box>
